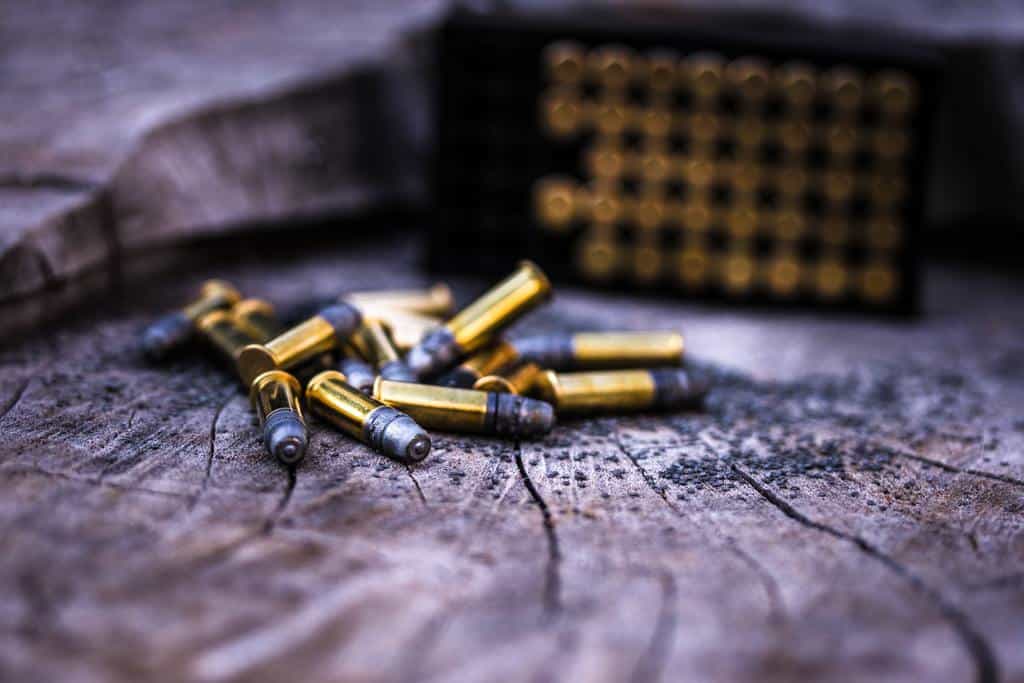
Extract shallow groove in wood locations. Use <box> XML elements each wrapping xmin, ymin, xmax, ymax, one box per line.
<box><xmin>515</xmin><ymin>442</ymin><xmax>562</xmax><ymax>615</ymax></box>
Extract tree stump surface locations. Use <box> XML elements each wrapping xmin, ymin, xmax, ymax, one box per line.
<box><xmin>0</xmin><ymin>235</ymin><xmax>1021</xmax><ymax>683</ymax></box>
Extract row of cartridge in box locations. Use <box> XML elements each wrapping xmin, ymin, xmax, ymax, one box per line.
<box><xmin>141</xmin><ymin>262</ymin><xmax>705</xmax><ymax>467</ymax></box>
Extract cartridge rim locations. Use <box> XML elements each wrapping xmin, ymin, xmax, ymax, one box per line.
<box><xmin>200</xmin><ymin>279</ymin><xmax>242</xmax><ymax>305</ymax></box>
<box><xmin>517</xmin><ymin>260</ymin><xmax>553</xmax><ymax>300</ymax></box>
<box><xmin>237</xmin><ymin>344</ymin><xmax>280</xmax><ymax>387</ymax></box>
<box><xmin>248</xmin><ymin>369</ymin><xmax>302</xmax><ymax>409</ymax></box>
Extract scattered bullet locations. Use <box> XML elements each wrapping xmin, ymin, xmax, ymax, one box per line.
<box><xmin>351</xmin><ymin>319</ymin><xmax>416</xmax><ymax>382</ymax></box>
<box><xmin>437</xmin><ymin>340</ymin><xmax>520</xmax><ymax>388</ymax></box>
<box><xmin>534</xmin><ymin>368</ymin><xmax>708</xmax><ymax>415</ymax></box>
<box><xmin>474</xmin><ymin>362</ymin><xmax>543</xmax><ymax>395</ymax></box>
<box><xmin>513</xmin><ymin>331</ymin><xmax>684</xmax><ymax>370</ymax></box>
<box><xmin>406</xmin><ymin>261</ymin><xmax>552</xmax><ymax>379</ymax></box>
<box><xmin>250</xmin><ymin>370</ymin><xmax>308</xmax><ymax>465</ymax></box>
<box><xmin>306</xmin><ymin>370</ymin><xmax>431</xmax><ymax>463</ymax></box>
<box><xmin>142</xmin><ymin>279</ymin><xmax>240</xmax><ymax>361</ymax></box>
<box><xmin>344</xmin><ymin>284</ymin><xmax>455</xmax><ymax>317</ymax></box>
<box><xmin>237</xmin><ymin>303</ymin><xmax>361</xmax><ymax>385</ymax></box>
<box><xmin>374</xmin><ymin>378</ymin><xmax>555</xmax><ymax>439</ymax></box>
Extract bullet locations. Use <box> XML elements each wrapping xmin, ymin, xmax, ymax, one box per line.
<box><xmin>232</xmin><ymin>298</ymin><xmax>280</xmax><ymax>341</ymax></box>
<box><xmin>373</xmin><ymin>379</ymin><xmax>555</xmax><ymax>439</ymax></box>
<box><xmin>512</xmin><ymin>332</ymin><xmax>684</xmax><ymax>370</ymax></box>
<box><xmin>344</xmin><ymin>284</ymin><xmax>454</xmax><ymax>318</ymax></box>
<box><xmin>142</xmin><ymin>279</ymin><xmax>240</xmax><ymax>361</ymax></box>
<box><xmin>473</xmin><ymin>362</ymin><xmax>543</xmax><ymax>396</ymax></box>
<box><xmin>338</xmin><ymin>345</ymin><xmax>377</xmax><ymax>395</ymax></box>
<box><xmin>354</xmin><ymin>307</ymin><xmax>442</xmax><ymax>353</ymax></box>
<box><xmin>196</xmin><ymin>310</ymin><xmax>259</xmax><ymax>372</ymax></box>
<box><xmin>405</xmin><ymin>261</ymin><xmax>551</xmax><ymax>379</ymax></box>
<box><xmin>237</xmin><ymin>303</ymin><xmax>361</xmax><ymax>386</ymax></box>
<box><xmin>351</xmin><ymin>319</ymin><xmax>416</xmax><ymax>382</ymax></box>
<box><xmin>437</xmin><ymin>340</ymin><xmax>520</xmax><ymax>388</ymax></box>
<box><xmin>306</xmin><ymin>371</ymin><xmax>431</xmax><ymax>463</ymax></box>
<box><xmin>534</xmin><ymin>368</ymin><xmax>708</xmax><ymax>415</ymax></box>
<box><xmin>250</xmin><ymin>370</ymin><xmax>308</xmax><ymax>465</ymax></box>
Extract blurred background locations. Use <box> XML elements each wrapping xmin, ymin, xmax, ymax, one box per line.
<box><xmin>2</xmin><ymin>0</ymin><xmax>1023</xmax><ymax>332</ymax></box>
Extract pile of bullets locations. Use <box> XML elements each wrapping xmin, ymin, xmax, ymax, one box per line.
<box><xmin>141</xmin><ymin>261</ymin><xmax>707</xmax><ymax>466</ymax></box>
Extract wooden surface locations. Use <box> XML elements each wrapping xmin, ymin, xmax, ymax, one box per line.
<box><xmin>0</xmin><ymin>234</ymin><xmax>1021</xmax><ymax>682</ymax></box>
<box><xmin>0</xmin><ymin>0</ymin><xmax>434</xmax><ymax>308</ymax></box>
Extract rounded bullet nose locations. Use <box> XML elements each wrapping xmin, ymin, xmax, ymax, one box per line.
<box><xmin>519</xmin><ymin>397</ymin><xmax>556</xmax><ymax>437</ymax></box>
<box><xmin>318</xmin><ymin>303</ymin><xmax>362</xmax><ymax>338</ymax></box>
<box><xmin>264</xmin><ymin>411</ymin><xmax>308</xmax><ymax>465</ymax></box>
<box><xmin>651</xmin><ymin>368</ymin><xmax>709</xmax><ymax>409</ymax></box>
<box><xmin>141</xmin><ymin>312</ymin><xmax>191</xmax><ymax>361</ymax></box>
<box><xmin>379</xmin><ymin>413</ymin><xmax>432</xmax><ymax>463</ymax></box>
<box><xmin>405</xmin><ymin>433</ymin><xmax>432</xmax><ymax>462</ymax></box>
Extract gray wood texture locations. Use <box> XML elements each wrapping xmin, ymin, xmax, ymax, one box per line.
<box><xmin>0</xmin><ymin>236</ymin><xmax>1021</xmax><ymax>682</ymax></box>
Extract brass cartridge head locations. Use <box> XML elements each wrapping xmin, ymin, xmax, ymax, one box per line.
<box><xmin>232</xmin><ymin>298</ymin><xmax>279</xmax><ymax>342</ymax></box>
<box><xmin>512</xmin><ymin>332</ymin><xmax>684</xmax><ymax>370</ymax></box>
<box><xmin>437</xmin><ymin>340</ymin><xmax>520</xmax><ymax>388</ymax></box>
<box><xmin>249</xmin><ymin>370</ymin><xmax>308</xmax><ymax>465</ymax></box>
<box><xmin>197</xmin><ymin>309</ymin><xmax>259</xmax><ymax>366</ymax></box>
<box><xmin>374</xmin><ymin>379</ymin><xmax>555</xmax><ymax>439</ymax></box>
<box><xmin>237</xmin><ymin>303</ymin><xmax>361</xmax><ymax>386</ymax></box>
<box><xmin>344</xmin><ymin>284</ymin><xmax>454</xmax><ymax>317</ymax></box>
<box><xmin>306</xmin><ymin>371</ymin><xmax>430</xmax><ymax>463</ymax></box>
<box><xmin>351</xmin><ymin>319</ymin><xmax>416</xmax><ymax>382</ymax></box>
<box><xmin>142</xmin><ymin>279</ymin><xmax>241</xmax><ymax>361</ymax></box>
<box><xmin>474</xmin><ymin>362</ymin><xmax>542</xmax><ymax>395</ymax></box>
<box><xmin>405</xmin><ymin>261</ymin><xmax>552</xmax><ymax>379</ymax></box>
<box><xmin>535</xmin><ymin>368</ymin><xmax>708</xmax><ymax>416</ymax></box>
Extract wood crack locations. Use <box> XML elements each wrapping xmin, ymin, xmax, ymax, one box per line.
<box><xmin>405</xmin><ymin>465</ymin><xmax>427</xmax><ymax>506</ymax></box>
<box><xmin>514</xmin><ymin>442</ymin><xmax>562</xmax><ymax>615</ymax></box>
<box><xmin>189</xmin><ymin>393</ymin><xmax>234</xmax><ymax>510</ymax></box>
<box><xmin>732</xmin><ymin>465</ymin><xmax>998</xmax><ymax>683</ymax></box>
<box><xmin>0</xmin><ymin>172</ymin><xmax>97</xmax><ymax>192</ymax></box>
<box><xmin>630</xmin><ymin>570</ymin><xmax>678</xmax><ymax>683</ymax></box>
<box><xmin>888</xmin><ymin>447</ymin><xmax>1024</xmax><ymax>489</ymax></box>
<box><xmin>262</xmin><ymin>466</ymin><xmax>296</xmax><ymax>535</ymax></box>
<box><xmin>614</xmin><ymin>430</ymin><xmax>785</xmax><ymax>622</ymax></box>
<box><xmin>0</xmin><ymin>378</ymin><xmax>30</xmax><ymax>426</ymax></box>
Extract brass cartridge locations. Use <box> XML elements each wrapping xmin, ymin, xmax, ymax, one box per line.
<box><xmin>306</xmin><ymin>371</ymin><xmax>431</xmax><ymax>463</ymax></box>
<box><xmin>373</xmin><ymin>379</ymin><xmax>555</xmax><ymax>439</ymax></box>
<box><xmin>237</xmin><ymin>303</ymin><xmax>361</xmax><ymax>386</ymax></box>
<box><xmin>473</xmin><ymin>362</ymin><xmax>543</xmax><ymax>396</ymax></box>
<box><xmin>405</xmin><ymin>261</ymin><xmax>552</xmax><ymax>379</ymax></box>
<box><xmin>233</xmin><ymin>298</ymin><xmax>279</xmax><ymax>341</ymax></box>
<box><xmin>353</xmin><ymin>308</ymin><xmax>441</xmax><ymax>353</ymax></box>
<box><xmin>250</xmin><ymin>370</ymin><xmax>308</xmax><ymax>465</ymax></box>
<box><xmin>344</xmin><ymin>284</ymin><xmax>454</xmax><ymax>318</ymax></box>
<box><xmin>351</xmin><ymin>319</ymin><xmax>416</xmax><ymax>382</ymax></box>
<box><xmin>437</xmin><ymin>340</ymin><xmax>520</xmax><ymax>388</ymax></box>
<box><xmin>142</xmin><ymin>279</ymin><xmax>241</xmax><ymax>361</ymax></box>
<box><xmin>512</xmin><ymin>332</ymin><xmax>684</xmax><ymax>370</ymax></box>
<box><xmin>197</xmin><ymin>310</ymin><xmax>259</xmax><ymax>366</ymax></box>
<box><xmin>534</xmin><ymin>368</ymin><xmax>708</xmax><ymax>415</ymax></box>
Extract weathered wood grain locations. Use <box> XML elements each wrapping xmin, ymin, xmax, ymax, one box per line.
<box><xmin>0</xmin><ymin>0</ymin><xmax>435</xmax><ymax>307</ymax></box>
<box><xmin>0</xmin><ymin>234</ymin><xmax>1021</xmax><ymax>682</ymax></box>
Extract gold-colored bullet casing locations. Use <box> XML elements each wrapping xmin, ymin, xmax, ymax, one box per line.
<box><xmin>376</xmin><ymin>380</ymin><xmax>489</xmax><ymax>433</ymax></box>
<box><xmin>344</xmin><ymin>284</ymin><xmax>454</xmax><ymax>318</ymax></box>
<box><xmin>447</xmin><ymin>261</ymin><xmax>552</xmax><ymax>353</ymax></box>
<box><xmin>306</xmin><ymin>371</ymin><xmax>380</xmax><ymax>441</ymax></box>
<box><xmin>183</xmin><ymin>279</ymin><xmax>242</xmax><ymax>323</ymax></box>
<box><xmin>573</xmin><ymin>332</ymin><xmax>683</xmax><ymax>368</ymax></box>
<box><xmin>354</xmin><ymin>307</ymin><xmax>441</xmax><ymax>352</ymax></box>
<box><xmin>537</xmin><ymin>370</ymin><xmax>656</xmax><ymax>414</ymax></box>
<box><xmin>233</xmin><ymin>298</ymin><xmax>279</xmax><ymax>341</ymax></box>
<box><xmin>474</xmin><ymin>362</ymin><xmax>542</xmax><ymax>395</ymax></box>
<box><xmin>250</xmin><ymin>370</ymin><xmax>304</xmax><ymax>425</ymax></box>
<box><xmin>352</xmin><ymin>319</ymin><xmax>402</xmax><ymax>368</ymax></box>
<box><xmin>197</xmin><ymin>310</ymin><xmax>259</xmax><ymax>363</ymax></box>
<box><xmin>441</xmin><ymin>340</ymin><xmax>520</xmax><ymax>387</ymax></box>
<box><xmin>237</xmin><ymin>304</ymin><xmax>361</xmax><ymax>386</ymax></box>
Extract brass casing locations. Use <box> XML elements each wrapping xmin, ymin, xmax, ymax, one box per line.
<box><xmin>351</xmin><ymin>319</ymin><xmax>401</xmax><ymax>369</ymax></box>
<box><xmin>237</xmin><ymin>315</ymin><xmax>339</xmax><ymax>386</ymax></box>
<box><xmin>305</xmin><ymin>370</ymin><xmax>381</xmax><ymax>441</ymax></box>
<box><xmin>233</xmin><ymin>298</ymin><xmax>279</xmax><ymax>341</ymax></box>
<box><xmin>460</xmin><ymin>341</ymin><xmax>521</xmax><ymax>381</ymax></box>
<box><xmin>444</xmin><ymin>261</ymin><xmax>551</xmax><ymax>353</ymax></box>
<box><xmin>249</xmin><ymin>370</ymin><xmax>304</xmax><ymax>426</ymax></box>
<box><xmin>354</xmin><ymin>307</ymin><xmax>441</xmax><ymax>352</ymax></box>
<box><xmin>197</xmin><ymin>310</ymin><xmax>258</xmax><ymax>362</ymax></box>
<box><xmin>572</xmin><ymin>332</ymin><xmax>684</xmax><ymax>368</ymax></box>
<box><xmin>474</xmin><ymin>362</ymin><xmax>542</xmax><ymax>395</ymax></box>
<box><xmin>535</xmin><ymin>369</ymin><xmax>657</xmax><ymax>414</ymax></box>
<box><xmin>374</xmin><ymin>379</ymin><xmax>489</xmax><ymax>433</ymax></box>
<box><xmin>344</xmin><ymin>284</ymin><xmax>454</xmax><ymax>317</ymax></box>
<box><xmin>183</xmin><ymin>279</ymin><xmax>241</xmax><ymax>323</ymax></box>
